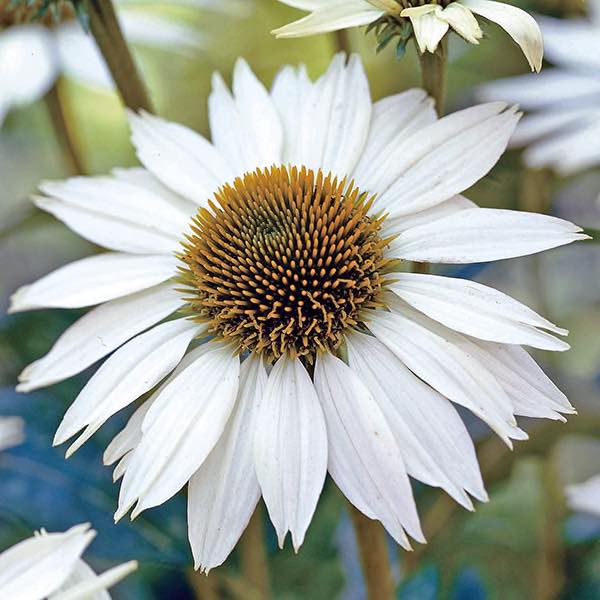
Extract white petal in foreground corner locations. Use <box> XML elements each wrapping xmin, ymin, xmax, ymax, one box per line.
<box><xmin>566</xmin><ymin>475</ymin><xmax>600</xmax><ymax>517</ymax></box>
<box><xmin>459</xmin><ymin>0</ymin><xmax>543</xmax><ymax>72</ymax></box>
<box><xmin>314</xmin><ymin>353</ymin><xmax>425</xmax><ymax>548</ymax></box>
<box><xmin>116</xmin><ymin>342</ymin><xmax>240</xmax><ymax>520</ymax></box>
<box><xmin>0</xmin><ymin>523</ymin><xmax>136</xmax><ymax>600</ymax></box>
<box><xmin>254</xmin><ymin>355</ymin><xmax>328</xmax><ymax>551</ymax></box>
<box><xmin>188</xmin><ymin>356</ymin><xmax>267</xmax><ymax>573</ymax></box>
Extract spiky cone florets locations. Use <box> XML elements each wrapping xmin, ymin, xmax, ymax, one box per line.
<box><xmin>0</xmin><ymin>0</ymin><xmax>75</xmax><ymax>27</ymax></box>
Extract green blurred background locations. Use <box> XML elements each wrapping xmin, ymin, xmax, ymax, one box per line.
<box><xmin>0</xmin><ymin>1</ymin><xmax>599</xmax><ymax>598</ymax></box>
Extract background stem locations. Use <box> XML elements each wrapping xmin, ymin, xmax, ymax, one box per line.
<box><xmin>334</xmin><ymin>29</ymin><xmax>352</xmax><ymax>54</ymax></box>
<box><xmin>348</xmin><ymin>503</ymin><xmax>395</xmax><ymax>600</ymax></box>
<box><xmin>239</xmin><ymin>505</ymin><xmax>271</xmax><ymax>599</ymax></box>
<box><xmin>417</xmin><ymin>37</ymin><xmax>448</xmax><ymax>117</ymax></box>
<box><xmin>44</xmin><ymin>77</ymin><xmax>85</xmax><ymax>175</ymax></box>
<box><xmin>84</xmin><ymin>0</ymin><xmax>153</xmax><ymax>112</ymax></box>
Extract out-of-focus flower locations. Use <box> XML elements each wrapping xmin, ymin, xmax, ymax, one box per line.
<box><xmin>0</xmin><ymin>416</ymin><xmax>24</xmax><ymax>451</ymax></box>
<box><xmin>0</xmin><ymin>0</ymin><xmax>246</xmax><ymax>125</ymax></box>
<box><xmin>478</xmin><ymin>7</ymin><xmax>600</xmax><ymax>175</ymax></box>
<box><xmin>0</xmin><ymin>523</ymin><xmax>137</xmax><ymax>599</ymax></box>
<box><xmin>273</xmin><ymin>0</ymin><xmax>542</xmax><ymax>71</ymax></box>
<box><xmin>566</xmin><ymin>475</ymin><xmax>600</xmax><ymax>516</ymax></box>
<box><xmin>11</xmin><ymin>54</ymin><xmax>586</xmax><ymax>571</ymax></box>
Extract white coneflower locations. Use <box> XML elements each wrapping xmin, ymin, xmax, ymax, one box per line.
<box><xmin>0</xmin><ymin>416</ymin><xmax>24</xmax><ymax>451</ymax></box>
<box><xmin>273</xmin><ymin>0</ymin><xmax>542</xmax><ymax>71</ymax></box>
<box><xmin>478</xmin><ymin>10</ymin><xmax>600</xmax><ymax>176</ymax></box>
<box><xmin>0</xmin><ymin>0</ymin><xmax>245</xmax><ymax>125</ymax></box>
<box><xmin>11</xmin><ymin>54</ymin><xmax>586</xmax><ymax>571</ymax></box>
<box><xmin>566</xmin><ymin>475</ymin><xmax>600</xmax><ymax>517</ymax></box>
<box><xmin>0</xmin><ymin>523</ymin><xmax>137</xmax><ymax>599</ymax></box>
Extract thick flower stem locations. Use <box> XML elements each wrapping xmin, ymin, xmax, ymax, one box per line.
<box><xmin>239</xmin><ymin>505</ymin><xmax>271</xmax><ymax>599</ymax></box>
<box><xmin>417</xmin><ymin>37</ymin><xmax>448</xmax><ymax>117</ymax></box>
<box><xmin>348</xmin><ymin>503</ymin><xmax>395</xmax><ymax>600</ymax></box>
<box><xmin>334</xmin><ymin>29</ymin><xmax>352</xmax><ymax>54</ymax></box>
<box><xmin>44</xmin><ymin>77</ymin><xmax>85</xmax><ymax>175</ymax></box>
<box><xmin>84</xmin><ymin>0</ymin><xmax>153</xmax><ymax>112</ymax></box>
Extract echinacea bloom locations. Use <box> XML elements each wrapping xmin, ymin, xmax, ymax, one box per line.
<box><xmin>0</xmin><ymin>0</ymin><xmax>246</xmax><ymax>125</ymax></box>
<box><xmin>0</xmin><ymin>416</ymin><xmax>24</xmax><ymax>451</ymax></box>
<box><xmin>566</xmin><ymin>475</ymin><xmax>600</xmax><ymax>517</ymax></box>
<box><xmin>273</xmin><ymin>0</ymin><xmax>542</xmax><ymax>71</ymax></box>
<box><xmin>478</xmin><ymin>7</ymin><xmax>600</xmax><ymax>175</ymax></box>
<box><xmin>0</xmin><ymin>523</ymin><xmax>137</xmax><ymax>599</ymax></box>
<box><xmin>11</xmin><ymin>54</ymin><xmax>586</xmax><ymax>571</ymax></box>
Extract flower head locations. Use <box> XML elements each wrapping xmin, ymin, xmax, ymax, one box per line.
<box><xmin>478</xmin><ymin>11</ymin><xmax>600</xmax><ymax>175</ymax></box>
<box><xmin>0</xmin><ymin>523</ymin><xmax>137</xmax><ymax>599</ymax></box>
<box><xmin>566</xmin><ymin>474</ymin><xmax>600</xmax><ymax>517</ymax></box>
<box><xmin>273</xmin><ymin>0</ymin><xmax>543</xmax><ymax>71</ymax></box>
<box><xmin>11</xmin><ymin>54</ymin><xmax>587</xmax><ymax>571</ymax></box>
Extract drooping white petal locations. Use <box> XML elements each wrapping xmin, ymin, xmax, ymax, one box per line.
<box><xmin>17</xmin><ymin>283</ymin><xmax>183</xmax><ymax>392</ymax></box>
<box><xmin>116</xmin><ymin>342</ymin><xmax>240</xmax><ymax>520</ymax></box>
<box><xmin>272</xmin><ymin>53</ymin><xmax>371</xmax><ymax>178</ymax></box>
<box><xmin>0</xmin><ymin>524</ymin><xmax>94</xmax><ymax>600</ymax></box>
<box><xmin>272</xmin><ymin>0</ymin><xmax>383</xmax><ymax>38</ymax></box>
<box><xmin>254</xmin><ymin>355</ymin><xmax>328</xmax><ymax>551</ymax></box>
<box><xmin>209</xmin><ymin>59</ymin><xmax>283</xmax><ymax>177</ymax></box>
<box><xmin>188</xmin><ymin>355</ymin><xmax>267</xmax><ymax>573</ymax></box>
<box><xmin>391</xmin><ymin>208</ymin><xmax>588</xmax><ymax>263</ymax></box>
<box><xmin>54</xmin><ymin>318</ymin><xmax>204</xmax><ymax>452</ymax></box>
<box><xmin>314</xmin><ymin>352</ymin><xmax>424</xmax><ymax>547</ymax></box>
<box><xmin>403</xmin><ymin>6</ymin><xmax>449</xmax><ymax>54</ymax></box>
<box><xmin>566</xmin><ymin>475</ymin><xmax>600</xmax><ymax>517</ymax></box>
<box><xmin>50</xmin><ymin>559</ymin><xmax>138</xmax><ymax>600</ymax></box>
<box><xmin>0</xmin><ymin>25</ymin><xmax>58</xmax><ymax>126</ymax></box>
<box><xmin>0</xmin><ymin>416</ymin><xmax>25</xmax><ymax>452</ymax></box>
<box><xmin>361</xmin><ymin>103</ymin><xmax>519</xmax><ymax>216</ymax></box>
<box><xmin>367</xmin><ymin>304</ymin><xmax>522</xmax><ymax>445</ymax></box>
<box><xmin>464</xmin><ymin>340</ymin><xmax>575</xmax><ymax>421</ymax></box>
<box><xmin>37</xmin><ymin>173</ymin><xmax>192</xmax><ymax>254</ymax></box>
<box><xmin>346</xmin><ymin>331</ymin><xmax>487</xmax><ymax>506</ymax></box>
<box><xmin>439</xmin><ymin>3</ymin><xmax>483</xmax><ymax>42</ymax></box>
<box><xmin>388</xmin><ymin>272</ymin><xmax>569</xmax><ymax>351</ymax></box>
<box><xmin>10</xmin><ymin>253</ymin><xmax>177</xmax><ymax>312</ymax></box>
<box><xmin>352</xmin><ymin>88</ymin><xmax>436</xmax><ymax>188</ymax></box>
<box><xmin>460</xmin><ymin>0</ymin><xmax>543</xmax><ymax>72</ymax></box>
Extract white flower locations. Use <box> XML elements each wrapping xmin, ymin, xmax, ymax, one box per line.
<box><xmin>0</xmin><ymin>416</ymin><xmax>25</xmax><ymax>451</ymax></box>
<box><xmin>11</xmin><ymin>54</ymin><xmax>586</xmax><ymax>572</ymax></box>
<box><xmin>566</xmin><ymin>475</ymin><xmax>600</xmax><ymax>517</ymax></box>
<box><xmin>273</xmin><ymin>0</ymin><xmax>542</xmax><ymax>71</ymax></box>
<box><xmin>478</xmin><ymin>10</ymin><xmax>600</xmax><ymax>175</ymax></box>
<box><xmin>0</xmin><ymin>523</ymin><xmax>137</xmax><ymax>599</ymax></box>
<box><xmin>0</xmin><ymin>0</ymin><xmax>245</xmax><ymax>126</ymax></box>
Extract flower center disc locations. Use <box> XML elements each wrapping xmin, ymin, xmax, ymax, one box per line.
<box><xmin>0</xmin><ymin>0</ymin><xmax>73</xmax><ymax>26</ymax></box>
<box><xmin>180</xmin><ymin>165</ymin><xmax>389</xmax><ymax>361</ymax></box>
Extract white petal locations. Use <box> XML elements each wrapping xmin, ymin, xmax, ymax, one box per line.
<box><xmin>54</xmin><ymin>318</ymin><xmax>204</xmax><ymax>451</ymax></box>
<box><xmin>50</xmin><ymin>559</ymin><xmax>137</xmax><ymax>600</ymax></box>
<box><xmin>388</xmin><ymin>272</ymin><xmax>569</xmax><ymax>351</ymax></box>
<box><xmin>566</xmin><ymin>475</ymin><xmax>600</xmax><ymax>517</ymax></box>
<box><xmin>465</xmin><ymin>341</ymin><xmax>575</xmax><ymax>421</ymax></box>
<box><xmin>391</xmin><ymin>208</ymin><xmax>588</xmax><ymax>263</ymax></box>
<box><xmin>352</xmin><ymin>88</ymin><xmax>436</xmax><ymax>189</ymax></box>
<box><xmin>362</xmin><ymin>103</ymin><xmax>519</xmax><ymax>216</ymax></box>
<box><xmin>116</xmin><ymin>342</ymin><xmax>240</xmax><ymax>519</ymax></box>
<box><xmin>272</xmin><ymin>53</ymin><xmax>371</xmax><ymax>178</ymax></box>
<box><xmin>17</xmin><ymin>283</ymin><xmax>183</xmax><ymax>392</ymax></box>
<box><xmin>254</xmin><ymin>355</ymin><xmax>327</xmax><ymax>550</ymax></box>
<box><xmin>346</xmin><ymin>331</ymin><xmax>487</xmax><ymax>505</ymax></box>
<box><xmin>367</xmin><ymin>304</ymin><xmax>522</xmax><ymax>445</ymax></box>
<box><xmin>460</xmin><ymin>0</ymin><xmax>543</xmax><ymax>71</ymax></box>
<box><xmin>405</xmin><ymin>8</ymin><xmax>449</xmax><ymax>54</ymax></box>
<box><xmin>314</xmin><ymin>352</ymin><xmax>424</xmax><ymax>547</ymax></box>
<box><xmin>0</xmin><ymin>524</ymin><xmax>94</xmax><ymax>600</ymax></box>
<box><xmin>209</xmin><ymin>59</ymin><xmax>283</xmax><ymax>177</ymax></box>
<box><xmin>37</xmin><ymin>173</ymin><xmax>191</xmax><ymax>254</ymax></box>
<box><xmin>127</xmin><ymin>110</ymin><xmax>232</xmax><ymax>206</ymax></box>
<box><xmin>0</xmin><ymin>25</ymin><xmax>58</xmax><ymax>122</ymax></box>
<box><xmin>272</xmin><ymin>0</ymin><xmax>383</xmax><ymax>38</ymax></box>
<box><xmin>439</xmin><ymin>3</ymin><xmax>482</xmax><ymax>43</ymax></box>
<box><xmin>188</xmin><ymin>355</ymin><xmax>266</xmax><ymax>573</ymax></box>
<box><xmin>10</xmin><ymin>253</ymin><xmax>177</xmax><ymax>312</ymax></box>
<box><xmin>0</xmin><ymin>416</ymin><xmax>25</xmax><ymax>452</ymax></box>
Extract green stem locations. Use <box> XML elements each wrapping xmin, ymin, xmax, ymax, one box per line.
<box><xmin>84</xmin><ymin>0</ymin><xmax>153</xmax><ymax>112</ymax></box>
<box><xmin>348</xmin><ymin>502</ymin><xmax>395</xmax><ymax>600</ymax></box>
<box><xmin>334</xmin><ymin>28</ymin><xmax>352</xmax><ymax>54</ymax></box>
<box><xmin>44</xmin><ymin>77</ymin><xmax>86</xmax><ymax>175</ymax></box>
<box><xmin>239</xmin><ymin>505</ymin><xmax>271</xmax><ymax>599</ymax></box>
<box><xmin>417</xmin><ymin>37</ymin><xmax>448</xmax><ymax>117</ymax></box>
